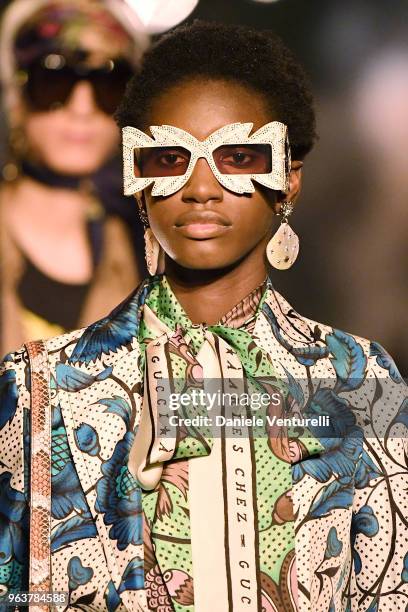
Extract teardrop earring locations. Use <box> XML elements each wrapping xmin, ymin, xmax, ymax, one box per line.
<box><xmin>266</xmin><ymin>201</ymin><xmax>299</xmax><ymax>270</ymax></box>
<box><xmin>136</xmin><ymin>196</ymin><xmax>165</xmax><ymax>276</ymax></box>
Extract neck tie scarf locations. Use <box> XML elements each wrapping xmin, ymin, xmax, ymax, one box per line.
<box><xmin>128</xmin><ymin>276</ymin><xmax>308</xmax><ymax>612</ymax></box>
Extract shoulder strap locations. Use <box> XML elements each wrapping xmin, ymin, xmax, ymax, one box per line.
<box><xmin>25</xmin><ymin>340</ymin><xmax>52</xmax><ymax>608</ymax></box>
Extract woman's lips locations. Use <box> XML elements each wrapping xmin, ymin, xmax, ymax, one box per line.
<box><xmin>174</xmin><ymin>211</ymin><xmax>231</xmax><ymax>239</ymax></box>
<box><xmin>62</xmin><ymin>132</ymin><xmax>95</xmax><ymax>144</ymax></box>
<box><xmin>175</xmin><ymin>222</ymin><xmax>231</xmax><ymax>239</ymax></box>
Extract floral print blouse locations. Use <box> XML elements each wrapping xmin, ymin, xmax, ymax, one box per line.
<box><xmin>0</xmin><ymin>274</ymin><xmax>407</xmax><ymax>611</ymax></box>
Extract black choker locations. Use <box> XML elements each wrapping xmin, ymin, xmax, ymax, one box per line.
<box><xmin>21</xmin><ymin>159</ymin><xmax>89</xmax><ymax>190</ymax></box>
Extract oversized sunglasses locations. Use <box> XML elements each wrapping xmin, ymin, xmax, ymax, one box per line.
<box><xmin>21</xmin><ymin>53</ymin><xmax>133</xmax><ymax>115</ymax></box>
<box><xmin>122</xmin><ymin>121</ymin><xmax>291</xmax><ymax>197</ymax></box>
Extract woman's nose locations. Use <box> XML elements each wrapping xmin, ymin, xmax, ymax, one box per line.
<box><xmin>65</xmin><ymin>80</ymin><xmax>98</xmax><ymax>116</ymax></box>
<box><xmin>182</xmin><ymin>157</ymin><xmax>223</xmax><ymax>204</ymax></box>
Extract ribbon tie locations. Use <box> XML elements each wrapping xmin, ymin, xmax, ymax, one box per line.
<box><xmin>128</xmin><ymin>300</ymin><xmax>290</xmax><ymax>491</ymax></box>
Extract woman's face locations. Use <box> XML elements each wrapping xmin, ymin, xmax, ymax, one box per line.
<box><xmin>22</xmin><ymin>79</ymin><xmax>119</xmax><ymax>175</ymax></box>
<box><xmin>142</xmin><ymin>79</ymin><xmax>297</xmax><ymax>271</ymax></box>
<box><xmin>16</xmin><ymin>22</ymin><xmax>131</xmax><ymax>176</ymax></box>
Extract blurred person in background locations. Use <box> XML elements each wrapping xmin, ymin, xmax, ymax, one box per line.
<box><xmin>0</xmin><ymin>0</ymin><xmax>148</xmax><ymax>357</ymax></box>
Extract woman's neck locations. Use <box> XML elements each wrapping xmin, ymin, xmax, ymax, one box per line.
<box><xmin>165</xmin><ymin>238</ymin><xmax>269</xmax><ymax>325</ymax></box>
<box><xmin>9</xmin><ymin>177</ymin><xmax>89</xmax><ymax>226</ymax></box>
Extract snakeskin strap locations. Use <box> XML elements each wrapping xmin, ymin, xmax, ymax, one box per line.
<box><xmin>26</xmin><ymin>340</ymin><xmax>52</xmax><ymax>612</ymax></box>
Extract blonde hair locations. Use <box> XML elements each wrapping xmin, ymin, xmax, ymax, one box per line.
<box><xmin>0</xmin><ymin>0</ymin><xmax>149</xmax><ymax>113</ymax></box>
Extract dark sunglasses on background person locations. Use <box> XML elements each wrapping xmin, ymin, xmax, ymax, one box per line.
<box><xmin>19</xmin><ymin>53</ymin><xmax>134</xmax><ymax>115</ymax></box>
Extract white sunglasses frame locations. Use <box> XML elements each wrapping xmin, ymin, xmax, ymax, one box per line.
<box><xmin>122</xmin><ymin>121</ymin><xmax>291</xmax><ymax>197</ymax></box>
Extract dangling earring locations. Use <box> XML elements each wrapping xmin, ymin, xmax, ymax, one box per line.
<box><xmin>144</xmin><ymin>227</ymin><xmax>162</xmax><ymax>275</ymax></box>
<box><xmin>2</xmin><ymin>125</ymin><xmax>26</xmax><ymax>182</ymax></box>
<box><xmin>266</xmin><ymin>201</ymin><xmax>299</xmax><ymax>270</ymax></box>
<box><xmin>136</xmin><ymin>196</ymin><xmax>165</xmax><ymax>276</ymax></box>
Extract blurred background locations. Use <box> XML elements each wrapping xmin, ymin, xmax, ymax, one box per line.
<box><xmin>0</xmin><ymin>0</ymin><xmax>407</xmax><ymax>376</ymax></box>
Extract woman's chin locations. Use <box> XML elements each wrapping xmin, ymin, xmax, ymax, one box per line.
<box><xmin>42</xmin><ymin>159</ymin><xmax>103</xmax><ymax>176</ymax></box>
<box><xmin>167</xmin><ymin>253</ymin><xmax>243</xmax><ymax>273</ymax></box>
<box><xmin>38</xmin><ymin>146</ymin><xmax>112</xmax><ymax>176</ymax></box>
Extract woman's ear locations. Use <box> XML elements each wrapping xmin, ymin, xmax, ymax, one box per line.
<box><xmin>276</xmin><ymin>160</ymin><xmax>303</xmax><ymax>206</ymax></box>
<box><xmin>4</xmin><ymin>84</ymin><xmax>26</xmax><ymax>126</ymax></box>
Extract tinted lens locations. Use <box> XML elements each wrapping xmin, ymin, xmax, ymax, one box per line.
<box><xmin>213</xmin><ymin>144</ymin><xmax>272</xmax><ymax>175</ymax></box>
<box><xmin>138</xmin><ymin>147</ymin><xmax>191</xmax><ymax>177</ymax></box>
<box><xmin>24</xmin><ymin>62</ymin><xmax>76</xmax><ymax>111</ymax></box>
<box><xmin>91</xmin><ymin>60</ymin><xmax>133</xmax><ymax>115</ymax></box>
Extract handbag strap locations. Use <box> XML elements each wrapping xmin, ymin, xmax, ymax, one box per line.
<box><xmin>26</xmin><ymin>340</ymin><xmax>52</xmax><ymax>610</ymax></box>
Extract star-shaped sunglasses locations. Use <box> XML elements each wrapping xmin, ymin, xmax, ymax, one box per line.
<box><xmin>122</xmin><ymin>121</ymin><xmax>291</xmax><ymax>197</ymax></box>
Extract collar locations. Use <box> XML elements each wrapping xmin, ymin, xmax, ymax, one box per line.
<box><xmin>67</xmin><ymin>273</ymin><xmax>323</xmax><ymax>369</ymax></box>
<box><xmin>139</xmin><ymin>274</ymin><xmax>268</xmax><ymax>353</ymax></box>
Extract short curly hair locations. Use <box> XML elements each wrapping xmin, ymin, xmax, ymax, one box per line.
<box><xmin>115</xmin><ymin>20</ymin><xmax>317</xmax><ymax>160</ymax></box>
